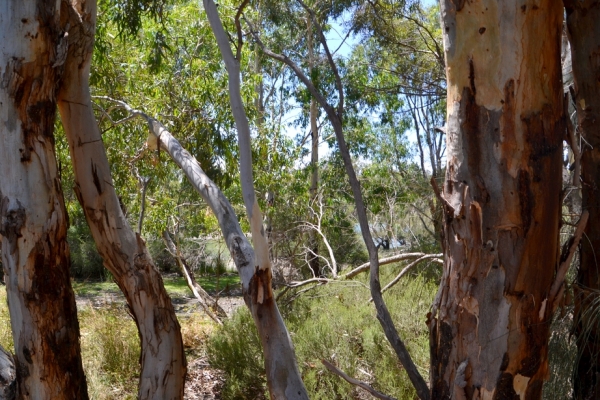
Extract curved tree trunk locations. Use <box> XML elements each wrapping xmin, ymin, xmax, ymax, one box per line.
<box><xmin>430</xmin><ymin>0</ymin><xmax>564</xmax><ymax>398</ymax></box>
<box><xmin>564</xmin><ymin>1</ymin><xmax>600</xmax><ymax>398</ymax></box>
<box><xmin>0</xmin><ymin>1</ymin><xmax>89</xmax><ymax>398</ymax></box>
<box><xmin>56</xmin><ymin>1</ymin><xmax>186</xmax><ymax>398</ymax></box>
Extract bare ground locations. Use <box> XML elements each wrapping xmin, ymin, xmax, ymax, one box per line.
<box><xmin>75</xmin><ymin>288</ymin><xmax>244</xmax><ymax>399</ymax></box>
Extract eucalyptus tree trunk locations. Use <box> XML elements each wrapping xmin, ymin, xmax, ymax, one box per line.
<box><xmin>564</xmin><ymin>1</ymin><xmax>600</xmax><ymax>398</ymax></box>
<box><xmin>307</xmin><ymin>16</ymin><xmax>321</xmax><ymax>278</ymax></box>
<box><xmin>56</xmin><ymin>1</ymin><xmax>186</xmax><ymax>399</ymax></box>
<box><xmin>430</xmin><ymin>1</ymin><xmax>564</xmax><ymax>398</ymax></box>
<box><xmin>203</xmin><ymin>1</ymin><xmax>309</xmax><ymax>397</ymax></box>
<box><xmin>0</xmin><ymin>1</ymin><xmax>88</xmax><ymax>398</ymax></box>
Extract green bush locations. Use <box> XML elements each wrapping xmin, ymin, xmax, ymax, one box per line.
<box><xmin>206</xmin><ymin>309</ymin><xmax>267</xmax><ymax>399</ymax></box>
<box><xmin>208</xmin><ymin>272</ymin><xmax>436</xmax><ymax>399</ymax></box>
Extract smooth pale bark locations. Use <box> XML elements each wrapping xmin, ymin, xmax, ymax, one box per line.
<box><xmin>431</xmin><ymin>1</ymin><xmax>563</xmax><ymax>398</ymax></box>
<box><xmin>202</xmin><ymin>1</ymin><xmax>309</xmax><ymax>397</ymax></box>
<box><xmin>0</xmin><ymin>1</ymin><xmax>88</xmax><ymax>398</ymax></box>
<box><xmin>564</xmin><ymin>1</ymin><xmax>600</xmax><ymax>398</ymax></box>
<box><xmin>343</xmin><ymin>252</ymin><xmax>442</xmax><ymax>279</ymax></box>
<box><xmin>56</xmin><ymin>2</ymin><xmax>186</xmax><ymax>399</ymax></box>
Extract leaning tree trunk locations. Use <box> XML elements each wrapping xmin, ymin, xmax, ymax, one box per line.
<box><xmin>0</xmin><ymin>1</ymin><xmax>89</xmax><ymax>398</ymax></box>
<box><xmin>430</xmin><ymin>0</ymin><xmax>564</xmax><ymax>398</ymax></box>
<box><xmin>56</xmin><ymin>1</ymin><xmax>186</xmax><ymax>399</ymax></box>
<box><xmin>564</xmin><ymin>1</ymin><xmax>600</xmax><ymax>398</ymax></box>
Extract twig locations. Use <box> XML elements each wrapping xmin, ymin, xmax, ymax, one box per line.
<box><xmin>430</xmin><ymin>176</ymin><xmax>454</xmax><ymax>217</ymax></box>
<box><xmin>343</xmin><ymin>253</ymin><xmax>442</xmax><ymax>279</ymax></box>
<box><xmin>370</xmin><ymin>254</ymin><xmax>443</xmax><ymax>302</ymax></box>
<box><xmin>321</xmin><ymin>359</ymin><xmax>398</xmax><ymax>400</ymax></box>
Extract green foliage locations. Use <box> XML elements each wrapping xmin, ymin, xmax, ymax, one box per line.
<box><xmin>207</xmin><ymin>310</ymin><xmax>268</xmax><ymax>399</ymax></box>
<box><xmin>67</xmin><ymin>208</ymin><xmax>107</xmax><ymax>280</ymax></box>
<box><xmin>208</xmin><ymin>274</ymin><xmax>436</xmax><ymax>399</ymax></box>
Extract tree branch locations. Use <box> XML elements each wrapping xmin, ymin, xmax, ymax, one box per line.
<box><xmin>343</xmin><ymin>252</ymin><xmax>442</xmax><ymax>279</ymax></box>
<box><xmin>550</xmin><ymin>210</ymin><xmax>589</xmax><ymax>312</ymax></box>
<box><xmin>370</xmin><ymin>255</ymin><xmax>442</xmax><ymax>302</ymax></box>
<box><xmin>296</xmin><ymin>0</ymin><xmax>344</xmax><ymax>119</ymax></box>
<box><xmin>321</xmin><ymin>359</ymin><xmax>398</xmax><ymax>400</ymax></box>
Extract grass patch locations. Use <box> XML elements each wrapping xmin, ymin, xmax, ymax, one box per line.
<box><xmin>207</xmin><ymin>272</ymin><xmax>436</xmax><ymax>399</ymax></box>
<box><xmin>79</xmin><ymin>304</ymin><xmax>140</xmax><ymax>400</ymax></box>
<box><xmin>72</xmin><ymin>273</ymin><xmax>241</xmax><ymax>299</ymax></box>
<box><xmin>196</xmin><ymin>273</ymin><xmax>241</xmax><ymax>294</ymax></box>
<box><xmin>162</xmin><ymin>275</ymin><xmax>194</xmax><ymax>297</ymax></box>
<box><xmin>71</xmin><ymin>281</ymin><xmax>120</xmax><ymax>297</ymax></box>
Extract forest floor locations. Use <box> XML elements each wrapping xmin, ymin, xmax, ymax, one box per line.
<box><xmin>73</xmin><ymin>274</ymin><xmax>243</xmax><ymax>399</ymax></box>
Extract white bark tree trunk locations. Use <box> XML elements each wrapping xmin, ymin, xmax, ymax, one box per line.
<box><xmin>202</xmin><ymin>1</ymin><xmax>309</xmax><ymax>397</ymax></box>
<box><xmin>430</xmin><ymin>1</ymin><xmax>564</xmax><ymax>398</ymax></box>
<box><xmin>56</xmin><ymin>1</ymin><xmax>186</xmax><ymax>399</ymax></box>
<box><xmin>0</xmin><ymin>1</ymin><xmax>89</xmax><ymax>398</ymax></box>
<box><xmin>307</xmin><ymin>16</ymin><xmax>321</xmax><ymax>278</ymax></box>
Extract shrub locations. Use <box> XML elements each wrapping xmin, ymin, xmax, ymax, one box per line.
<box><xmin>207</xmin><ymin>308</ymin><xmax>267</xmax><ymax>399</ymax></box>
<box><xmin>208</xmin><ymin>272</ymin><xmax>436</xmax><ymax>399</ymax></box>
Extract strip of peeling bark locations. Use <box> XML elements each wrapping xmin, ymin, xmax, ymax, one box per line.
<box><xmin>0</xmin><ymin>1</ymin><xmax>89</xmax><ymax>398</ymax></box>
<box><xmin>343</xmin><ymin>253</ymin><xmax>443</xmax><ymax>279</ymax></box>
<box><xmin>162</xmin><ymin>230</ymin><xmax>226</xmax><ymax>323</ymax></box>
<box><xmin>56</xmin><ymin>2</ymin><xmax>186</xmax><ymax>398</ymax></box>
<box><xmin>564</xmin><ymin>1</ymin><xmax>600</xmax><ymax>397</ymax></box>
<box><xmin>431</xmin><ymin>1</ymin><xmax>564</xmax><ymax>398</ymax></box>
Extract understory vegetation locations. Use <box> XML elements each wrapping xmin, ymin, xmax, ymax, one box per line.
<box><xmin>0</xmin><ymin>267</ymin><xmax>579</xmax><ymax>399</ymax></box>
<box><xmin>0</xmin><ymin>0</ymin><xmax>594</xmax><ymax>397</ymax></box>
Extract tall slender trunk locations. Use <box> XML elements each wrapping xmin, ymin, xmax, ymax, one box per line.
<box><xmin>430</xmin><ymin>1</ymin><xmax>564</xmax><ymax>398</ymax></box>
<box><xmin>56</xmin><ymin>1</ymin><xmax>186</xmax><ymax>398</ymax></box>
<box><xmin>0</xmin><ymin>1</ymin><xmax>88</xmax><ymax>398</ymax></box>
<box><xmin>564</xmin><ymin>1</ymin><xmax>600</xmax><ymax>398</ymax></box>
<box><xmin>203</xmin><ymin>1</ymin><xmax>308</xmax><ymax>397</ymax></box>
<box><xmin>307</xmin><ymin>16</ymin><xmax>321</xmax><ymax>277</ymax></box>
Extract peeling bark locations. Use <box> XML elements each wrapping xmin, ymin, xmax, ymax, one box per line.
<box><xmin>431</xmin><ymin>1</ymin><xmax>564</xmax><ymax>398</ymax></box>
<box><xmin>564</xmin><ymin>1</ymin><xmax>600</xmax><ymax>398</ymax></box>
<box><xmin>56</xmin><ymin>1</ymin><xmax>185</xmax><ymax>398</ymax></box>
<box><xmin>0</xmin><ymin>1</ymin><xmax>89</xmax><ymax>398</ymax></box>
